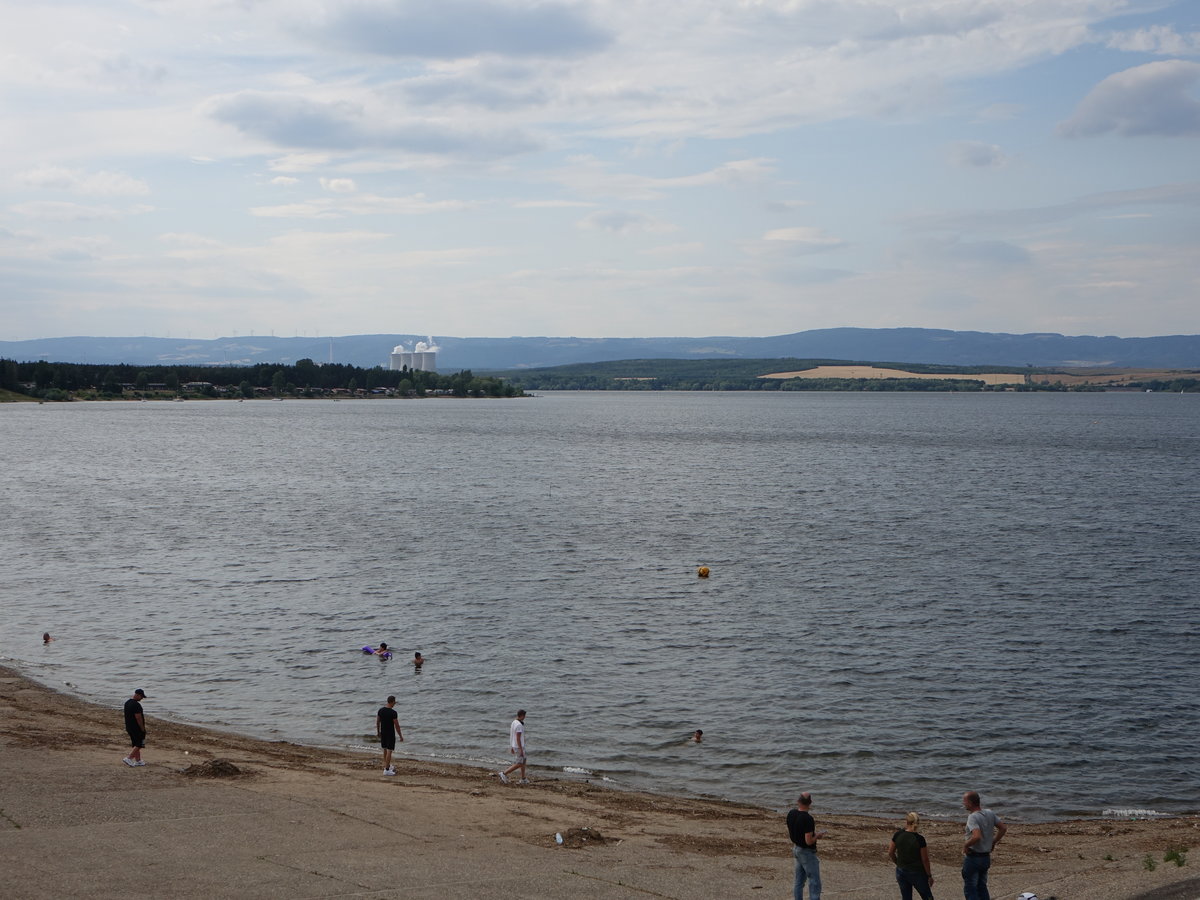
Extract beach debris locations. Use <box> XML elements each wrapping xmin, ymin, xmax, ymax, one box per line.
<box><xmin>697</xmin><ymin>566</ymin><xmax>710</xmax><ymax>578</ymax></box>
<box><xmin>558</xmin><ymin>827</ymin><xmax>607</xmax><ymax>849</ymax></box>
<box><xmin>181</xmin><ymin>758</ymin><xmax>244</xmax><ymax>778</ymax></box>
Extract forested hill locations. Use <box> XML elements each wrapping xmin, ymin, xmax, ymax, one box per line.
<box><xmin>498</xmin><ymin>358</ymin><xmax>1200</xmax><ymax>391</ymax></box>
<box><xmin>3</xmin><ymin>328</ymin><xmax>1199</xmax><ymax>370</ymax></box>
<box><xmin>500</xmin><ymin>358</ymin><xmax>1038</xmax><ymax>391</ymax></box>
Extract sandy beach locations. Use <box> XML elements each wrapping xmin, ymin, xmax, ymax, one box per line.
<box><xmin>1</xmin><ymin>666</ymin><xmax>1196</xmax><ymax>900</ymax></box>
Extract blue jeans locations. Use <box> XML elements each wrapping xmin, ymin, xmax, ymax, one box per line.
<box><xmin>896</xmin><ymin>867</ymin><xmax>934</xmax><ymax>900</ymax></box>
<box><xmin>792</xmin><ymin>846</ymin><xmax>821</xmax><ymax>900</ymax></box>
<box><xmin>897</xmin><ymin>868</ymin><xmax>931</xmax><ymax>900</ymax></box>
<box><xmin>961</xmin><ymin>853</ymin><xmax>991</xmax><ymax>900</ymax></box>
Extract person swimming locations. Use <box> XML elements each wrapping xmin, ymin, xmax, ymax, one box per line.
<box><xmin>375</xmin><ymin>642</ymin><xmax>392</xmax><ymax>659</ymax></box>
<box><xmin>691</xmin><ymin>729</ymin><xmax>703</xmax><ymax>743</ymax></box>
<box><xmin>412</xmin><ymin>651</ymin><xmax>424</xmax><ymax>668</ymax></box>
<box><xmin>42</xmin><ymin>632</ymin><xmax>54</xmax><ymax>644</ymax></box>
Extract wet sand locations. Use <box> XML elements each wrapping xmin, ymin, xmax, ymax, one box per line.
<box><xmin>1</xmin><ymin>666</ymin><xmax>1196</xmax><ymax>899</ymax></box>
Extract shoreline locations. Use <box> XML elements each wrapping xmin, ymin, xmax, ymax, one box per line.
<box><xmin>2</xmin><ymin>665</ymin><xmax>1197</xmax><ymax>899</ymax></box>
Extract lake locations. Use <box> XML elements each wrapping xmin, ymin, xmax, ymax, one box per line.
<box><xmin>1</xmin><ymin>391</ymin><xmax>1197</xmax><ymax>821</ymax></box>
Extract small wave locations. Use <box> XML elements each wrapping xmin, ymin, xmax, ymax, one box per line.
<box><xmin>1103</xmin><ymin>808</ymin><xmax>1166</xmax><ymax>818</ymax></box>
<box><xmin>563</xmin><ymin>766</ymin><xmax>593</xmax><ymax>775</ymax></box>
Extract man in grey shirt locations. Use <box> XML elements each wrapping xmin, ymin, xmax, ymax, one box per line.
<box><xmin>961</xmin><ymin>790</ymin><xmax>1007</xmax><ymax>900</ymax></box>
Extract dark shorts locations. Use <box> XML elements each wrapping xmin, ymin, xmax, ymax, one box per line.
<box><xmin>380</xmin><ymin>734</ymin><xmax>396</xmax><ymax>751</ymax></box>
<box><xmin>127</xmin><ymin>730</ymin><xmax>146</xmax><ymax>749</ymax></box>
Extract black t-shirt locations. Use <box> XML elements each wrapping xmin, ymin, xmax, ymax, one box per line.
<box><xmin>787</xmin><ymin>809</ymin><xmax>817</xmax><ymax>852</ymax></box>
<box><xmin>892</xmin><ymin>829</ymin><xmax>927</xmax><ymax>873</ymax></box>
<box><xmin>123</xmin><ymin>698</ymin><xmax>144</xmax><ymax>733</ymax></box>
<box><xmin>378</xmin><ymin>706</ymin><xmax>399</xmax><ymax>737</ymax></box>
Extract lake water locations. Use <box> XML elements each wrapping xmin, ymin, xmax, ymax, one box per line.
<box><xmin>2</xmin><ymin>391</ymin><xmax>1197</xmax><ymax>821</ymax></box>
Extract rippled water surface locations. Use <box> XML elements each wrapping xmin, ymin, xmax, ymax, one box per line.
<box><xmin>2</xmin><ymin>392</ymin><xmax>1197</xmax><ymax>820</ymax></box>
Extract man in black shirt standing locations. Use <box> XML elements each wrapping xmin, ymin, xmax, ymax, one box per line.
<box><xmin>786</xmin><ymin>791</ymin><xmax>826</xmax><ymax>900</ymax></box>
<box><xmin>122</xmin><ymin>689</ymin><xmax>148</xmax><ymax>767</ymax></box>
<box><xmin>375</xmin><ymin>695</ymin><xmax>403</xmax><ymax>775</ymax></box>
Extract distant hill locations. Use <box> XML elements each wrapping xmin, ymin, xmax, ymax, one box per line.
<box><xmin>3</xmin><ymin>328</ymin><xmax>1199</xmax><ymax>370</ymax></box>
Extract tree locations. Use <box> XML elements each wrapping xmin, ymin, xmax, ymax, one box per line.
<box><xmin>294</xmin><ymin>358</ymin><xmax>318</xmax><ymax>388</ymax></box>
<box><xmin>271</xmin><ymin>369</ymin><xmax>286</xmax><ymax>396</ymax></box>
<box><xmin>101</xmin><ymin>369</ymin><xmax>123</xmax><ymax>395</ymax></box>
<box><xmin>135</xmin><ymin>371</ymin><xmax>150</xmax><ymax>391</ymax></box>
<box><xmin>0</xmin><ymin>358</ymin><xmax>19</xmax><ymax>391</ymax></box>
<box><xmin>164</xmin><ymin>372</ymin><xmax>180</xmax><ymax>392</ymax></box>
<box><xmin>239</xmin><ymin>380</ymin><xmax>253</xmax><ymax>398</ymax></box>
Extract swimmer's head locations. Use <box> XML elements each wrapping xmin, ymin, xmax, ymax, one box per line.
<box><xmin>379</xmin><ymin>643</ymin><xmax>388</xmax><ymax>650</ymax></box>
<box><xmin>42</xmin><ymin>632</ymin><xmax>51</xmax><ymax>642</ymax></box>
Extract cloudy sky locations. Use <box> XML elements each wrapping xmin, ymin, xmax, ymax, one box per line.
<box><xmin>2</xmin><ymin>0</ymin><xmax>1198</xmax><ymax>341</ymax></box>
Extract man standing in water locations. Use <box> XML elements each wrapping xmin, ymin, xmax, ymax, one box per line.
<box><xmin>375</xmin><ymin>695</ymin><xmax>403</xmax><ymax>775</ymax></box>
<box><xmin>498</xmin><ymin>709</ymin><xmax>527</xmax><ymax>784</ymax></box>
<box><xmin>122</xmin><ymin>689</ymin><xmax>148</xmax><ymax>767</ymax></box>
<box><xmin>787</xmin><ymin>791</ymin><xmax>826</xmax><ymax>900</ymax></box>
<box><xmin>961</xmin><ymin>790</ymin><xmax>1007</xmax><ymax>900</ymax></box>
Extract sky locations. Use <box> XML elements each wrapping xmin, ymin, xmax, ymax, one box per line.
<box><xmin>2</xmin><ymin>0</ymin><xmax>1198</xmax><ymax>341</ymax></box>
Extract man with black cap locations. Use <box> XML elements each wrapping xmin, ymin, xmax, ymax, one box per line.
<box><xmin>123</xmin><ymin>689</ymin><xmax>148</xmax><ymax>767</ymax></box>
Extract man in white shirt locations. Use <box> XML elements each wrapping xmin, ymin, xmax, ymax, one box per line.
<box><xmin>498</xmin><ymin>710</ymin><xmax>527</xmax><ymax>784</ymax></box>
<box><xmin>962</xmin><ymin>790</ymin><xmax>1008</xmax><ymax>900</ymax></box>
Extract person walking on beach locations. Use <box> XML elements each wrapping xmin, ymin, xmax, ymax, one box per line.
<box><xmin>889</xmin><ymin>811</ymin><xmax>935</xmax><ymax>900</ymax></box>
<box><xmin>787</xmin><ymin>792</ymin><xmax>826</xmax><ymax>900</ymax></box>
<box><xmin>376</xmin><ymin>695</ymin><xmax>404</xmax><ymax>775</ymax></box>
<box><xmin>498</xmin><ymin>709</ymin><xmax>527</xmax><ymax>784</ymax></box>
<box><xmin>122</xmin><ymin>689</ymin><xmax>148</xmax><ymax>767</ymax></box>
<box><xmin>961</xmin><ymin>791</ymin><xmax>1006</xmax><ymax>900</ymax></box>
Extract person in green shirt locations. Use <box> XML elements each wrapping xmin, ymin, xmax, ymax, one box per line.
<box><xmin>888</xmin><ymin>811</ymin><xmax>934</xmax><ymax>900</ymax></box>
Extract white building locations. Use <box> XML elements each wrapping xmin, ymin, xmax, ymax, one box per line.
<box><xmin>389</xmin><ymin>338</ymin><xmax>439</xmax><ymax>372</ymax></box>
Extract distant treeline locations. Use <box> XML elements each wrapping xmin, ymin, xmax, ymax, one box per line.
<box><xmin>503</xmin><ymin>358</ymin><xmax>1053</xmax><ymax>392</ymax></box>
<box><xmin>0</xmin><ymin>358</ymin><xmax>523</xmax><ymax>400</ymax></box>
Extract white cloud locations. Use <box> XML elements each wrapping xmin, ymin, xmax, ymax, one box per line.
<box><xmin>298</xmin><ymin>0</ymin><xmax>611</xmax><ymax>60</ymax></box>
<box><xmin>1059</xmin><ymin>60</ymin><xmax>1200</xmax><ymax>138</ymax></box>
<box><xmin>949</xmin><ymin>141</ymin><xmax>1009</xmax><ymax>168</ymax></box>
<box><xmin>640</xmin><ymin>242</ymin><xmax>705</xmax><ymax>256</ymax></box>
<box><xmin>16</xmin><ymin>166</ymin><xmax>150</xmax><ymax>196</ymax></box>
<box><xmin>320</xmin><ymin>177</ymin><xmax>357</xmax><ymax>193</ymax></box>
<box><xmin>512</xmin><ymin>199</ymin><xmax>596</xmax><ymax>209</ymax></box>
<box><xmin>577</xmin><ymin>209</ymin><xmax>677</xmax><ymax>234</ymax></box>
<box><xmin>973</xmin><ymin>102</ymin><xmax>1022</xmax><ymax>122</ymax></box>
<box><xmin>893</xmin><ymin>236</ymin><xmax>1032</xmax><ymax>268</ymax></box>
<box><xmin>760</xmin><ymin>227</ymin><xmax>845</xmax><ymax>252</ymax></box>
<box><xmin>205</xmin><ymin>91</ymin><xmax>540</xmax><ymax>159</ymax></box>
<box><xmin>1104</xmin><ymin>26</ymin><xmax>1200</xmax><ymax>56</ymax></box>
<box><xmin>269</xmin><ymin>176</ymin><xmax>300</xmax><ymax>186</ymax></box>
<box><xmin>8</xmin><ymin>201</ymin><xmax>154</xmax><ymax>221</ymax></box>
<box><xmin>250</xmin><ymin>192</ymin><xmax>471</xmax><ymax>218</ymax></box>
<box><xmin>549</xmin><ymin>157</ymin><xmax>777</xmax><ymax>201</ymax></box>
<box><xmin>906</xmin><ymin>183</ymin><xmax>1200</xmax><ymax>231</ymax></box>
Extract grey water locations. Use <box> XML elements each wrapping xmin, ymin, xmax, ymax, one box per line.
<box><xmin>2</xmin><ymin>391</ymin><xmax>1197</xmax><ymax>822</ymax></box>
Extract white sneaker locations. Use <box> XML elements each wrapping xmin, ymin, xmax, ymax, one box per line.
<box><xmin>498</xmin><ymin>771</ymin><xmax>509</xmax><ymax>784</ymax></box>
<box><xmin>135</xmin><ymin>760</ymin><xmax>147</xmax><ymax>766</ymax></box>
<box><xmin>123</xmin><ymin>757</ymin><xmax>136</xmax><ymax>767</ymax></box>
<box><xmin>518</xmin><ymin>779</ymin><xmax>530</xmax><ymax>784</ymax></box>
<box><xmin>384</xmin><ymin>768</ymin><xmax>395</xmax><ymax>775</ymax></box>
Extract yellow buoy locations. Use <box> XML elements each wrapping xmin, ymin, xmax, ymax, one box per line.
<box><xmin>697</xmin><ymin>566</ymin><xmax>710</xmax><ymax>578</ymax></box>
